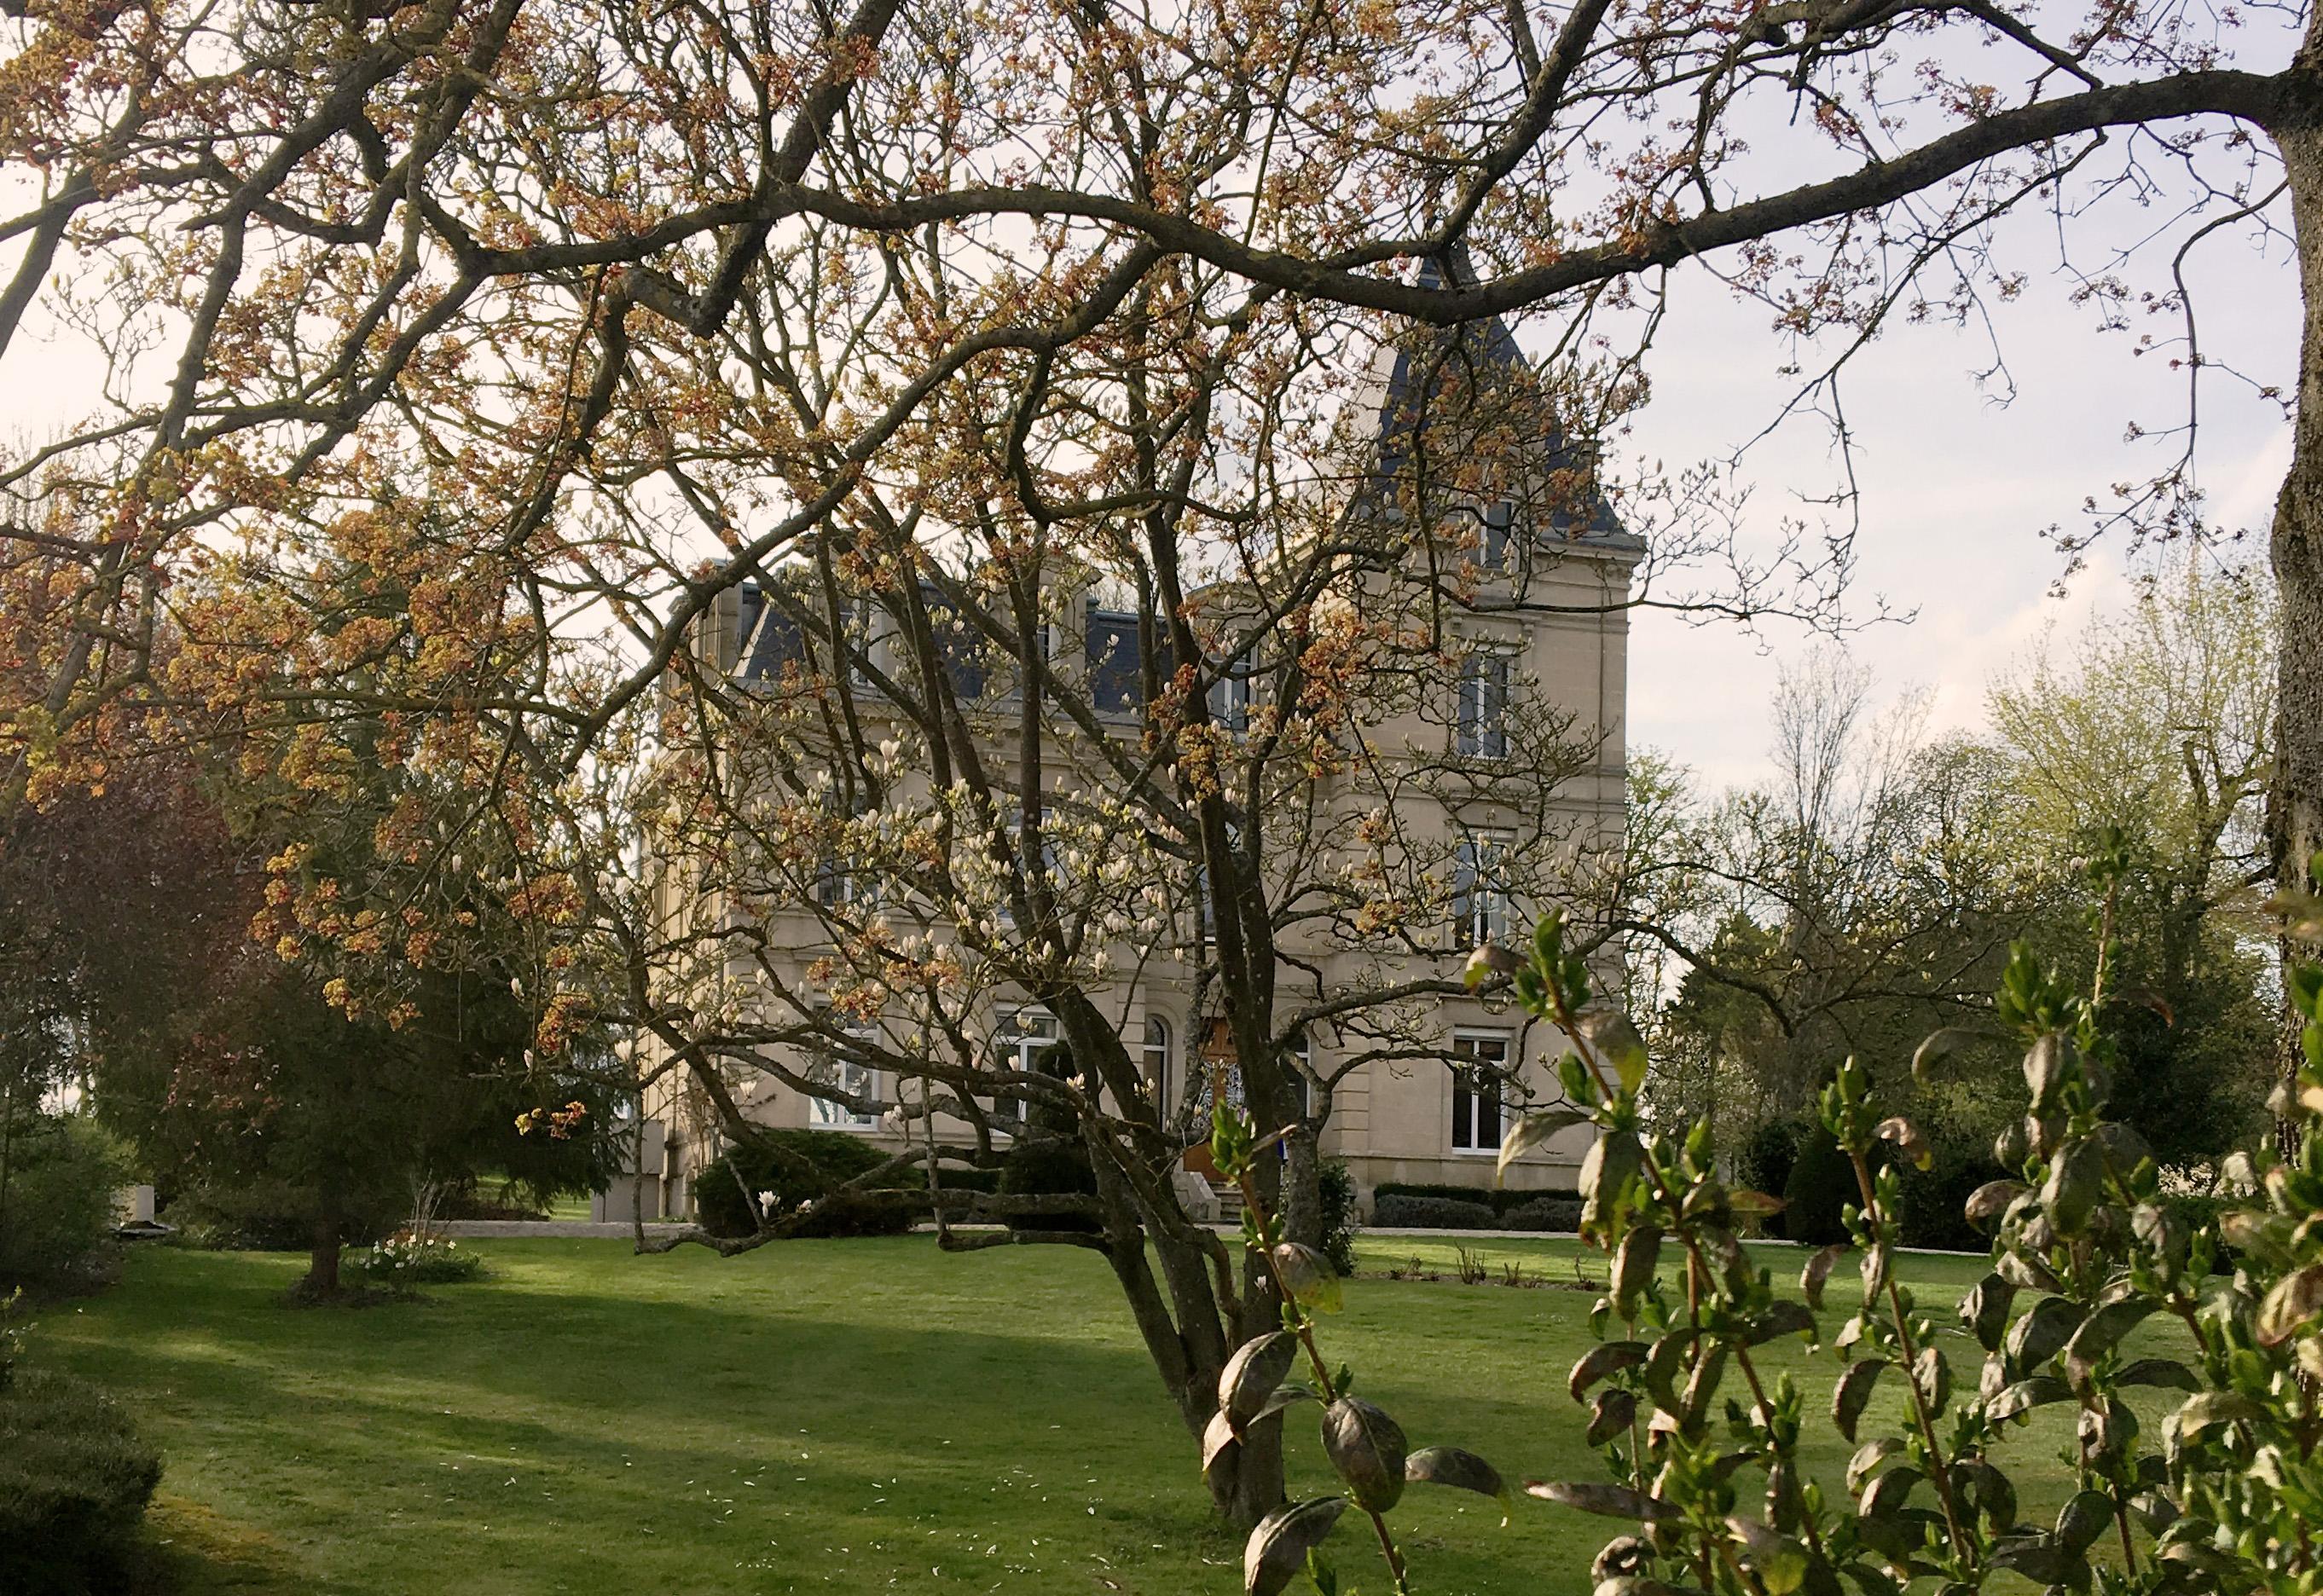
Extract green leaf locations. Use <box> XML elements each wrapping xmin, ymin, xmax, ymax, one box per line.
<box><xmin>1832</xmin><ymin>1359</ymin><xmax>1884</xmax><ymax>1443</ymax></box>
<box><xmin>2062</xmin><ymin>1299</ymin><xmax>2154</xmax><ymax>1377</ymax></box>
<box><xmin>1959</xmin><ymin>1273</ymin><xmax>2014</xmax><ymax>1352</ymax></box>
<box><xmin>1202</xmin><ymin>1407</ymin><xmax>1240</xmax><ymax>1483</ymax></box>
<box><xmin>1525</xmin><ymin>1480</ymin><xmax>1678</xmax><ymax>1521</ymax></box>
<box><xmin>1857</xmin><ymin>1463</ymin><xmax>1921</xmax><ymax>1519</ymax></box>
<box><xmin>1221</xmin><ymin>1332</ymin><xmax>1300</xmax><ymax>1424</ymax></box>
<box><xmin>1747</xmin><ymin>1301</ymin><xmax>1819</xmax><ymax>1347</ymax></box>
<box><xmin>1579</xmin><ymin>1130</ymin><xmax>1644</xmax><ymax>1238</ymax></box>
<box><xmin>1911</xmin><ymin>1026</ymin><xmax>1980</xmax><ymax>1081</ymax></box>
<box><xmin>1613</xmin><ymin>1229</ymin><xmax>1661</xmax><ymax>1319</ymax></box>
<box><xmin>2256</xmin><ymin>1262</ymin><xmax>2323</xmax><ymax>1347</ymax></box>
<box><xmin>2041</xmin><ymin>1138</ymin><xmax>2105</xmax><ymax>1236</ymax></box>
<box><xmin>1271</xmin><ymin>1243</ymin><xmax>1342</xmax><ymax>1313</ymax></box>
<box><xmin>1320</xmin><ymin>1397</ymin><xmax>1407</xmax><ymax>1513</ymax></box>
<box><xmin>1568</xmin><ymin>1339</ymin><xmax>1647</xmax><ymax>1403</ymax></box>
<box><xmin>1580</xmin><ymin>1009</ymin><xmax>1651</xmax><ymax>1096</ymax></box>
<box><xmin>2113</xmin><ymin>1357</ymin><xmax>2198</xmax><ymax>1392</ymax></box>
<box><xmin>2170</xmin><ymin>1390</ymin><xmax>2268</xmax><ymax>1443</ymax></box>
<box><xmin>1642</xmin><ymin>1327</ymin><xmax>1697</xmax><ymax>1410</ymax></box>
<box><xmin>1497</xmin><ymin>1109</ymin><xmax>1589</xmax><ymax>1185</ymax></box>
<box><xmin>1586</xmin><ymin>1385</ymin><xmax>1638</xmax><ymax>1448</ymax></box>
<box><xmin>2054</xmin><ymin>1489</ymin><xmax>2113</xmax><ymax>1556</ymax></box>
<box><xmin>2005</xmin><ymin>1295</ymin><xmax>2085</xmax><ymax>1375</ymax></box>
<box><xmin>1845</xmin><ymin>1438</ymin><xmax>1903</xmax><ymax>1495</ymax></box>
<box><xmin>2022</xmin><ymin>1033</ymin><xmax>2074</xmax><ymax>1113</ymax></box>
<box><xmin>1243</xmin><ymin>1497</ymin><xmax>1347</xmax><ymax>1596</ymax></box>
<box><xmin>1800</xmin><ymin>1243</ymin><xmax>1848</xmax><ymax>1311</ymax></box>
<box><xmin>1874</xmin><ymin>1117</ymin><xmax>1932</xmax><ymax>1171</ymax></box>
<box><xmin>1963</xmin><ymin>1180</ymin><xmax>2026</xmax><ymax>1232</ymax></box>
<box><xmin>1986</xmin><ymin>1374</ymin><xmax>2072</xmax><ymax>1422</ymax></box>
<box><xmin>1404</xmin><ymin>1445</ymin><xmax>1509</xmax><ymax>1523</ymax></box>
<box><xmin>1725</xmin><ymin>1517</ymin><xmax>1812</xmax><ymax>1595</ymax></box>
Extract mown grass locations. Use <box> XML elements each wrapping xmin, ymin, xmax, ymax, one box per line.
<box><xmin>32</xmin><ymin>1234</ymin><xmax>2161</xmax><ymax>1594</ymax></box>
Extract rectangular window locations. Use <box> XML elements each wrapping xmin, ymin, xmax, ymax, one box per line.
<box><xmin>994</xmin><ymin>1009</ymin><xmax>1060</xmax><ymax>1127</ymax></box>
<box><xmin>1457</xmin><ymin>650</ymin><xmax>1512</xmax><ymax>759</ymax></box>
<box><xmin>1451</xmin><ymin>828</ymin><xmax>1515</xmax><ymax>948</ymax></box>
<box><xmin>1482</xmin><ymin>500</ymin><xmax>1516</xmax><ymax>572</ymax></box>
<box><xmin>808</xmin><ymin>1026</ymin><xmax>882</xmax><ymax>1129</ymax></box>
<box><xmin>1450</xmin><ymin>1031</ymin><xmax>1509</xmax><ymax>1153</ymax></box>
<box><xmin>1209</xmin><ymin>645</ymin><xmax>1261</xmax><ymax>734</ymax></box>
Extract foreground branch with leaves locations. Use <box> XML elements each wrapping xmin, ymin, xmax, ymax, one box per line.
<box><xmin>1216</xmin><ymin>886</ymin><xmax>2323</xmax><ymax>1594</ymax></box>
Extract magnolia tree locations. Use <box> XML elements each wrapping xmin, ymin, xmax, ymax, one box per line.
<box><xmin>603</xmin><ymin>335</ymin><xmax>1624</xmax><ymax>1521</ymax></box>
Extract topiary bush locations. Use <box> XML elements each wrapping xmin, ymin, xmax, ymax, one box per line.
<box><xmin>1371</xmin><ymin>1193</ymin><xmax>1496</xmax><ymax>1229</ymax></box>
<box><xmin>998</xmin><ymin>1135</ymin><xmax>1101</xmax><ymax>1233</ymax></box>
<box><xmin>693</xmin><ymin>1127</ymin><xmax>902</xmax><ymax>1239</ymax></box>
<box><xmin>1733</xmin><ymin>1117</ymin><xmax>1803</xmax><ymax>1236</ymax></box>
<box><xmin>0</xmin><ymin>1114</ymin><xmax>125</xmax><ymax>1292</ymax></box>
<box><xmin>1778</xmin><ymin>1121</ymin><xmax>1856</xmax><ymax>1245</ymax></box>
<box><xmin>1370</xmin><ymin>1181</ymin><xmax>1573</xmax><ymax>1218</ymax></box>
<box><xmin>0</xmin><ymin>1364</ymin><xmax>161</xmax><ymax>1594</ymax></box>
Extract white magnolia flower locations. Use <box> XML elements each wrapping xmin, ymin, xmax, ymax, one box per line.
<box><xmin>757</xmin><ymin>1189</ymin><xmax>779</xmax><ymax>1211</ymax></box>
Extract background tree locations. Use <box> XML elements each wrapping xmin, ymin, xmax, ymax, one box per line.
<box><xmin>1986</xmin><ymin>558</ymin><xmax>2277</xmax><ymax>1162</ymax></box>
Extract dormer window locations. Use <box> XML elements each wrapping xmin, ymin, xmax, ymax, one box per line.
<box><xmin>1457</xmin><ymin>649</ymin><xmax>1512</xmax><ymax>759</ymax></box>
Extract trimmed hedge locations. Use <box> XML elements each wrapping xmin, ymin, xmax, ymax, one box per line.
<box><xmin>0</xmin><ymin>1365</ymin><xmax>161</xmax><ymax>1594</ymax></box>
<box><xmin>1370</xmin><ymin>1182</ymin><xmax>1584</xmax><ymax>1231</ymax></box>
<box><xmin>1501</xmin><ymin>1195</ymin><xmax>1584</xmax><ymax>1232</ymax></box>
<box><xmin>1373</xmin><ymin>1194</ymin><xmax>1497</xmax><ymax>1229</ymax></box>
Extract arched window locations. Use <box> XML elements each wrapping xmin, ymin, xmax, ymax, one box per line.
<box><xmin>1142</xmin><ymin>1015</ymin><xmax>1172</xmax><ymax>1108</ymax></box>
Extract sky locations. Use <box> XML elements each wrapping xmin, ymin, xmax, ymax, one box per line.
<box><xmin>1610</xmin><ymin>162</ymin><xmax>2298</xmax><ymax>792</ymax></box>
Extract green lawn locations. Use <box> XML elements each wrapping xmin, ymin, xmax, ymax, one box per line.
<box><xmin>33</xmin><ymin>1235</ymin><xmax>2142</xmax><ymax>1594</ymax></box>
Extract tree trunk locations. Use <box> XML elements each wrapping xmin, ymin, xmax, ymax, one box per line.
<box><xmin>2270</xmin><ymin>104</ymin><xmax>2323</xmax><ymax>1154</ymax></box>
<box><xmin>303</xmin><ymin>1184</ymin><xmax>342</xmax><ymax>1297</ymax></box>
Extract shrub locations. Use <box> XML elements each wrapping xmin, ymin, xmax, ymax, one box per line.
<box><xmin>1371</xmin><ymin>1193</ymin><xmax>1496</xmax><ymax>1229</ymax></box>
<box><xmin>349</xmin><ymin>1233</ymin><xmax>486</xmax><ymax>1286</ymax></box>
<box><xmin>0</xmin><ymin>1364</ymin><xmax>161</xmax><ymax>1594</ymax></box>
<box><xmin>1371</xmin><ymin>1181</ymin><xmax>1582</xmax><ymax>1219</ymax></box>
<box><xmin>998</xmin><ymin>1136</ymin><xmax>1102</xmax><ymax>1234</ymax></box>
<box><xmin>1778</xmin><ymin>1123</ymin><xmax>1857</xmax><ymax>1246</ymax></box>
<box><xmin>0</xmin><ymin>1113</ymin><xmax>124</xmax><ymax>1291</ymax></box>
<box><xmin>1500</xmin><ymin>1194</ymin><xmax>1583</xmax><ymax>1232</ymax></box>
<box><xmin>693</xmin><ymin>1128</ymin><xmax>900</xmax><ymax>1239</ymax></box>
<box><xmin>1318</xmin><ymin>1160</ymin><xmax>1359</xmax><ymax>1275</ymax></box>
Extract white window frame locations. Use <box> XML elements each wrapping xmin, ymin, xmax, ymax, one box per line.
<box><xmin>1454</xmin><ymin>828</ymin><xmax>1515</xmax><ymax>949</ymax></box>
<box><xmin>1142</xmin><ymin>1015</ymin><xmax>1173</xmax><ymax>1111</ymax></box>
<box><xmin>994</xmin><ymin>1007</ymin><xmax>1061</xmax><ymax>1126</ymax></box>
<box><xmin>1457</xmin><ymin>647</ymin><xmax>1513</xmax><ymax>759</ymax></box>
<box><xmin>808</xmin><ymin>1023</ymin><xmax>883</xmax><ymax>1130</ymax></box>
<box><xmin>1449</xmin><ymin>1029</ymin><xmax>1511</xmax><ymax>1154</ymax></box>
